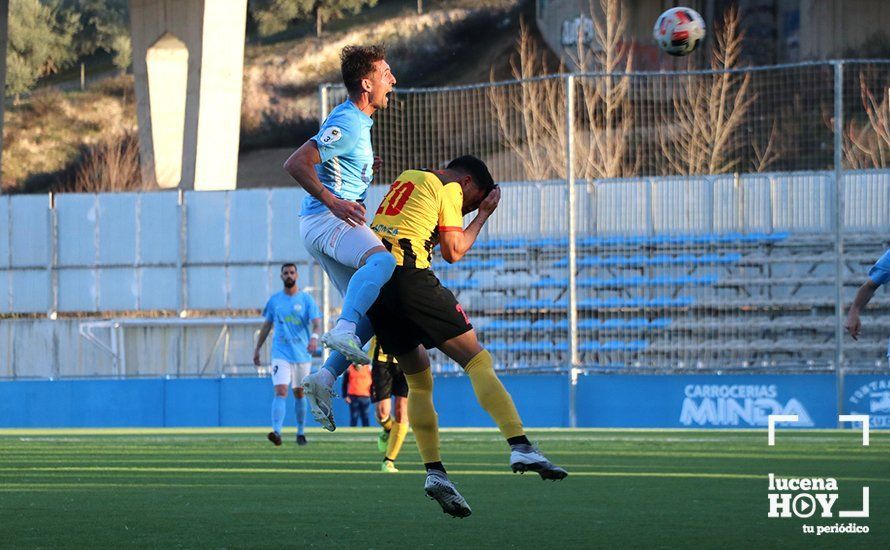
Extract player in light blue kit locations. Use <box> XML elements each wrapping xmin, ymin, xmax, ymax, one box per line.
<box><xmin>845</xmin><ymin>249</ymin><xmax>890</xmax><ymax>358</ymax></box>
<box><xmin>254</xmin><ymin>263</ymin><xmax>322</xmax><ymax>446</ymax></box>
<box><xmin>283</xmin><ymin>45</ymin><xmax>397</xmax><ymax>430</ymax></box>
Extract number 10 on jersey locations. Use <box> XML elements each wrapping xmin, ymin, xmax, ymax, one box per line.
<box><xmin>377</xmin><ymin>180</ymin><xmax>415</xmax><ymax>216</ymax></box>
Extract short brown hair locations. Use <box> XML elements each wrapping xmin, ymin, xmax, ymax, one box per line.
<box><xmin>447</xmin><ymin>155</ymin><xmax>495</xmax><ymax>195</ymax></box>
<box><xmin>340</xmin><ymin>44</ymin><xmax>387</xmax><ymax>95</ymax></box>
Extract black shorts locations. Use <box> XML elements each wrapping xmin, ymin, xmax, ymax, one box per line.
<box><xmin>367</xmin><ymin>267</ymin><xmax>473</xmax><ymax>357</ymax></box>
<box><xmin>371</xmin><ymin>358</ymin><xmax>408</xmax><ymax>402</ymax></box>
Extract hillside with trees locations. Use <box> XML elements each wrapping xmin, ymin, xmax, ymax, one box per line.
<box><xmin>2</xmin><ymin>0</ymin><xmax>525</xmax><ymax>192</ymax></box>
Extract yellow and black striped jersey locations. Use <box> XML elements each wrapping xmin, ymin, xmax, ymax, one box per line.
<box><xmin>370</xmin><ymin>170</ymin><xmax>464</xmax><ymax>269</ymax></box>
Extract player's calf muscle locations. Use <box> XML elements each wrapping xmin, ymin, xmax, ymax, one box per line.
<box><xmin>438</xmin><ymin>331</ymin><xmax>484</xmax><ymax>367</ymax></box>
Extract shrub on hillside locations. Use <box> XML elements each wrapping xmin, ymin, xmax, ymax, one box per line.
<box><xmin>66</xmin><ymin>132</ymin><xmax>148</xmax><ymax>193</ymax></box>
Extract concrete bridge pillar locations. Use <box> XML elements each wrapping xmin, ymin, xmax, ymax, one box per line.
<box><xmin>130</xmin><ymin>0</ymin><xmax>247</xmax><ymax>190</ymax></box>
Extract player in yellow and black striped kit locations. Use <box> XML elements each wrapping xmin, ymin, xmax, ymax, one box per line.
<box><xmin>367</xmin><ymin>155</ymin><xmax>568</xmax><ymax>518</ymax></box>
<box><xmin>368</xmin><ymin>336</ymin><xmax>409</xmax><ymax>473</ymax></box>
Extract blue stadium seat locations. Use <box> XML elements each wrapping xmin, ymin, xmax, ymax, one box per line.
<box><xmin>577</xmin><ymin>318</ymin><xmax>672</xmax><ymax>330</ymax></box>
<box><xmin>444</xmin><ymin>279</ymin><xmax>480</xmax><ymax>290</ymax></box>
<box><xmin>505</xmin><ymin>297</ymin><xmax>693</xmax><ymax>310</ymax></box>
<box><xmin>579</xmin><ymin>297</ymin><xmax>694</xmax><ymax>308</ymax></box>
<box><xmin>579</xmin><ymin>340</ymin><xmax>648</xmax><ymax>352</ymax></box>
<box><xmin>648</xmin><ymin>317</ymin><xmax>673</xmax><ymax>328</ymax></box>
<box><xmin>552</xmin><ymin>253</ymin><xmax>741</xmax><ymax>268</ymax></box>
<box><xmin>484</xmin><ymin>319</ymin><xmax>533</xmax><ymax>331</ymax></box>
<box><xmin>474</xmin><ymin>237</ymin><xmax>529</xmax><ymax>250</ymax></box>
<box><xmin>569</xmin><ymin>232</ymin><xmax>789</xmax><ymax>248</ymax></box>
<box><xmin>432</xmin><ymin>259</ymin><xmax>504</xmax><ymax>271</ymax></box>
<box><xmin>531</xmin><ymin>319</ymin><xmax>569</xmax><ymax>330</ymax></box>
<box><xmin>485</xmin><ymin>340</ymin><xmax>568</xmax><ymax>354</ymax></box>
<box><xmin>467</xmin><ymin>232</ymin><xmax>787</xmax><ymax>251</ymax></box>
<box><xmin>486</xmin><ymin>339</ymin><xmax>510</xmax><ymax>352</ymax></box>
<box><xmin>531</xmin><ymin>275</ymin><xmax>717</xmax><ymax>289</ymax></box>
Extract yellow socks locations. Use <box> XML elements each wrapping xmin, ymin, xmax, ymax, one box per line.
<box><xmin>403</xmin><ymin>351</ymin><xmax>523</xmax><ymax>466</ymax></box>
<box><xmin>464</xmin><ymin>349</ymin><xmax>525</xmax><ymax>439</ymax></box>
<box><xmin>385</xmin><ymin>419</ymin><xmax>410</xmax><ymax>462</ymax></box>
<box><xmin>378</xmin><ymin>415</ymin><xmax>393</xmax><ymax>432</ymax></box>
<box><xmin>404</xmin><ymin>369</ymin><xmax>440</xmax><ymax>464</ymax></box>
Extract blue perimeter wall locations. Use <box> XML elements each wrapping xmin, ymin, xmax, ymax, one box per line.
<box><xmin>1</xmin><ymin>374</ymin><xmax>888</xmax><ymax>429</ymax></box>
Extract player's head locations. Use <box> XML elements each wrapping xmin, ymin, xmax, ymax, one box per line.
<box><xmin>280</xmin><ymin>263</ymin><xmax>297</xmax><ymax>288</ymax></box>
<box><xmin>446</xmin><ymin>155</ymin><xmax>495</xmax><ymax>214</ymax></box>
<box><xmin>340</xmin><ymin>44</ymin><xmax>396</xmax><ymax>111</ymax></box>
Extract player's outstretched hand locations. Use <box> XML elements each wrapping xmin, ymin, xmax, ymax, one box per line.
<box><xmin>330</xmin><ymin>197</ymin><xmax>366</xmax><ymax>226</ymax></box>
<box><xmin>253</xmin><ymin>349</ymin><xmax>261</xmax><ymax>367</ymax></box>
<box><xmin>844</xmin><ymin>312</ymin><xmax>861</xmax><ymax>341</ymax></box>
<box><xmin>372</xmin><ymin>156</ymin><xmax>383</xmax><ymax>173</ymax></box>
<box><xmin>479</xmin><ymin>186</ymin><xmax>501</xmax><ymax>216</ymax></box>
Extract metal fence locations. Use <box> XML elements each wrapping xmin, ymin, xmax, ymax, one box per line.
<box><xmin>320</xmin><ymin>60</ymin><xmax>890</xmax><ymax>376</ymax></box>
<box><xmin>1</xmin><ymin>60</ymin><xmax>889</xmax><ymax>380</ymax></box>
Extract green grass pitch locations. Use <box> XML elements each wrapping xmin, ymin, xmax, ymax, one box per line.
<box><xmin>0</xmin><ymin>428</ymin><xmax>887</xmax><ymax>549</ymax></box>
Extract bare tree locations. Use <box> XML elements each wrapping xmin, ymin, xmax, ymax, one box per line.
<box><xmin>488</xmin><ymin>0</ymin><xmax>636</xmax><ymax>181</ymax></box>
<box><xmin>488</xmin><ymin>20</ymin><xmax>567</xmax><ymax>180</ymax></box>
<box><xmin>68</xmin><ymin>132</ymin><xmax>149</xmax><ymax>192</ymax></box>
<box><xmin>569</xmin><ymin>0</ymin><xmax>637</xmax><ymax>180</ymax></box>
<box><xmin>843</xmin><ymin>72</ymin><xmax>890</xmax><ymax>169</ymax></box>
<box><xmin>657</xmin><ymin>7</ymin><xmax>757</xmax><ymax>175</ymax></box>
<box><xmin>751</xmin><ymin>121</ymin><xmax>783</xmax><ymax>172</ymax></box>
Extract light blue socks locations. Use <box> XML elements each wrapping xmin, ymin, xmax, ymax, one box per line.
<box><xmin>271</xmin><ymin>396</ymin><xmax>286</xmax><ymax>434</ymax></box>
<box><xmin>339</xmin><ymin>251</ymin><xmax>396</xmax><ymax>324</ymax></box>
<box><xmin>295</xmin><ymin>396</ymin><xmax>306</xmax><ymax>435</ymax></box>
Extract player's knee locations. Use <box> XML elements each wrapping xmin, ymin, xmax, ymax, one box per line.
<box><xmin>366</xmin><ymin>250</ymin><xmax>396</xmax><ymax>275</ymax></box>
<box><xmin>274</xmin><ymin>385</ymin><xmax>288</xmax><ymax>397</ymax></box>
<box><xmin>293</xmin><ymin>387</ymin><xmax>304</xmax><ymax>398</ymax></box>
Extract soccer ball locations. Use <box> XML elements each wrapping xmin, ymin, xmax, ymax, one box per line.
<box><xmin>653</xmin><ymin>7</ymin><xmax>705</xmax><ymax>56</ymax></box>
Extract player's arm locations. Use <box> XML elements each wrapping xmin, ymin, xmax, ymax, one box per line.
<box><xmin>847</xmin><ymin>250</ymin><xmax>890</xmax><ymax>340</ymax></box>
<box><xmin>253</xmin><ymin>320</ymin><xmax>273</xmax><ymax>366</ymax></box>
<box><xmin>308</xmin><ymin>317</ymin><xmax>322</xmax><ymax>354</ymax></box>
<box><xmin>282</xmin><ymin>140</ymin><xmax>366</xmax><ymax>226</ymax></box>
<box><xmin>845</xmin><ymin>280</ymin><xmax>880</xmax><ymax>341</ymax></box>
<box><xmin>439</xmin><ymin>187</ymin><xmax>501</xmax><ymax>264</ymax></box>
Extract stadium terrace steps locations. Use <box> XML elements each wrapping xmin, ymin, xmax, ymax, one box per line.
<box><xmin>530</xmin><ymin>275</ymin><xmax>717</xmax><ymax>288</ymax></box>
<box><xmin>468</xmin><ymin>297</ymin><xmax>890</xmax><ymax>314</ymax></box>
<box><xmin>503</xmin><ymin>297</ymin><xmax>696</xmax><ymax>310</ymax></box>
<box><xmin>551</xmin><ymin>253</ymin><xmax>742</xmax><ymax>268</ymax></box>
<box><xmin>433</xmin><ymin>259</ymin><xmax>505</xmax><ymax>271</ymax></box>
<box><xmin>485</xmin><ymin>340</ymin><xmax>649</xmax><ymax>354</ymax></box>
<box><xmin>475</xmin><ymin>318</ymin><xmax>673</xmax><ymax>332</ymax></box>
<box><xmin>422</xmin><ymin>230</ymin><xmax>890</xmax><ymax>369</ymax></box>
<box><xmin>470</xmin><ymin>231</ymin><xmax>790</xmax><ymax>251</ymax></box>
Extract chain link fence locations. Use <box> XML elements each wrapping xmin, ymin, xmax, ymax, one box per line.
<box><xmin>322</xmin><ymin>60</ymin><xmax>890</xmax><ymax>375</ymax></box>
<box><xmin>2</xmin><ymin>61</ymin><xmax>888</xmax><ymax>381</ymax></box>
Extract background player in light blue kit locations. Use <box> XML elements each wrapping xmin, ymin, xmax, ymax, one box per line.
<box><xmin>283</xmin><ymin>44</ymin><xmax>397</xmax><ymax>430</ymax></box>
<box><xmin>254</xmin><ymin>263</ymin><xmax>322</xmax><ymax>446</ymax></box>
<box><xmin>845</xmin><ymin>250</ymin><xmax>890</xmax><ymax>358</ymax></box>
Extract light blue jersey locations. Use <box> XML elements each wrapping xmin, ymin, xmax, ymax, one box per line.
<box><xmin>262</xmin><ymin>291</ymin><xmax>322</xmax><ymax>363</ymax></box>
<box><xmin>301</xmin><ymin>100</ymin><xmax>374</xmax><ymax>216</ymax></box>
<box><xmin>868</xmin><ymin>250</ymin><xmax>890</xmax><ymax>286</ymax></box>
